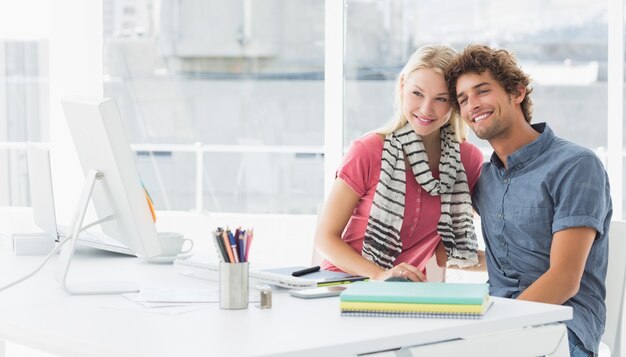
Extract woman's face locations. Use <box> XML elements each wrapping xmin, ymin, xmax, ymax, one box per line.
<box><xmin>402</xmin><ymin>68</ymin><xmax>452</xmax><ymax>139</ymax></box>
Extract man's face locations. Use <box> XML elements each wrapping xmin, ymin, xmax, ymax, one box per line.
<box><xmin>455</xmin><ymin>70</ymin><xmax>519</xmax><ymax>141</ymax></box>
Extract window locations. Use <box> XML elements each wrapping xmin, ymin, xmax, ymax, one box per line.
<box><xmin>0</xmin><ymin>40</ymin><xmax>49</xmax><ymax>206</ymax></box>
<box><xmin>343</xmin><ymin>0</ymin><xmax>623</xmax><ymax>218</ymax></box>
<box><xmin>9</xmin><ymin>1</ymin><xmax>621</xmax><ymax>219</ymax></box>
<box><xmin>0</xmin><ymin>1</ymin><xmax>50</xmax><ymax>207</ymax></box>
<box><xmin>103</xmin><ymin>0</ymin><xmax>325</xmax><ymax>213</ymax></box>
<box><xmin>344</xmin><ymin>0</ymin><xmax>608</xmax><ymax>149</ymax></box>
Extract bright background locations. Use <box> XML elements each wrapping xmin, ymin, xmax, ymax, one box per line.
<box><xmin>0</xmin><ymin>2</ymin><xmax>624</xmax><ymax>354</ymax></box>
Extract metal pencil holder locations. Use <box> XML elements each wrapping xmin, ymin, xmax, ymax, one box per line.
<box><xmin>219</xmin><ymin>262</ymin><xmax>249</xmax><ymax>309</ymax></box>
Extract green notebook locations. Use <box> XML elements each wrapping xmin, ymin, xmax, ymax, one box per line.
<box><xmin>340</xmin><ymin>281</ymin><xmax>489</xmax><ymax>305</ymax></box>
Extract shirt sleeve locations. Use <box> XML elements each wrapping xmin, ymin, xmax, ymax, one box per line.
<box><xmin>336</xmin><ymin>136</ymin><xmax>380</xmax><ymax>197</ymax></box>
<box><xmin>551</xmin><ymin>154</ymin><xmax>611</xmax><ymax>235</ymax></box>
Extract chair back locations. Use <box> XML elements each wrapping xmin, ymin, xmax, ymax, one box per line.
<box><xmin>603</xmin><ymin>220</ymin><xmax>626</xmax><ymax>357</ymax></box>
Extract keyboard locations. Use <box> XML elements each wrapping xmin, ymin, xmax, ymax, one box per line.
<box><xmin>173</xmin><ymin>254</ymin><xmax>317</xmax><ymax>289</ymax></box>
<box><xmin>57</xmin><ymin>225</ymin><xmax>135</xmax><ymax>256</ymax></box>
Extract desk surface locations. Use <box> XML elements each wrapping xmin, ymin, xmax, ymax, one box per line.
<box><xmin>0</xmin><ymin>237</ymin><xmax>572</xmax><ymax>357</ymax></box>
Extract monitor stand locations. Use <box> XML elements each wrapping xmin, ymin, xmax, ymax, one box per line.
<box><xmin>55</xmin><ymin>169</ymin><xmax>139</xmax><ymax>295</ymax></box>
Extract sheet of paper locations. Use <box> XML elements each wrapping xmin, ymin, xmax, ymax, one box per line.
<box><xmin>130</xmin><ymin>288</ymin><xmax>261</xmax><ymax>304</ymax></box>
<box><xmin>102</xmin><ymin>297</ymin><xmax>210</xmax><ymax>315</ymax></box>
<box><xmin>136</xmin><ymin>288</ymin><xmax>219</xmax><ymax>303</ymax></box>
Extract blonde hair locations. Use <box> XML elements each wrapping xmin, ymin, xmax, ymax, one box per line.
<box><xmin>375</xmin><ymin>44</ymin><xmax>467</xmax><ymax>141</ymax></box>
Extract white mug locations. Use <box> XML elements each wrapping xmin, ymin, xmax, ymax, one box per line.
<box><xmin>157</xmin><ymin>232</ymin><xmax>193</xmax><ymax>256</ymax></box>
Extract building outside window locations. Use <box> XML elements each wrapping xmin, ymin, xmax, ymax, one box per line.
<box><xmin>1</xmin><ymin>0</ymin><xmax>624</xmax><ymax>219</ymax></box>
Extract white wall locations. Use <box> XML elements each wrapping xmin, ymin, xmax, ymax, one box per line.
<box><xmin>0</xmin><ymin>2</ymin><xmax>50</xmax><ymax>40</ymax></box>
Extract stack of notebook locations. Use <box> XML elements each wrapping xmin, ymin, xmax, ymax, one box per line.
<box><xmin>339</xmin><ymin>281</ymin><xmax>492</xmax><ymax>319</ymax></box>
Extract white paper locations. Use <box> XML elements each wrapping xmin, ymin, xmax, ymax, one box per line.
<box><xmin>135</xmin><ymin>287</ymin><xmax>219</xmax><ymax>303</ymax></box>
<box><xmin>130</xmin><ymin>287</ymin><xmax>260</xmax><ymax>304</ymax></box>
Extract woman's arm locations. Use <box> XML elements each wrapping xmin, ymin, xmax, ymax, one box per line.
<box><xmin>314</xmin><ymin>179</ymin><xmax>426</xmax><ymax>281</ymax></box>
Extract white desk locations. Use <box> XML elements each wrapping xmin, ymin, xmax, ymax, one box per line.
<box><xmin>0</xmin><ymin>235</ymin><xmax>572</xmax><ymax>356</ymax></box>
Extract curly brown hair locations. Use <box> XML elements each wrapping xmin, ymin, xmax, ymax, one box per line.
<box><xmin>445</xmin><ymin>45</ymin><xmax>533</xmax><ymax>123</ymax></box>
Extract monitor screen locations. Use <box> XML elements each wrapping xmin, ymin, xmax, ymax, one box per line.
<box><xmin>61</xmin><ymin>97</ymin><xmax>163</xmax><ymax>259</ymax></box>
<box><xmin>26</xmin><ymin>143</ymin><xmax>59</xmax><ymax>240</ymax></box>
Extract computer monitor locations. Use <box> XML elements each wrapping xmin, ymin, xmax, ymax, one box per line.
<box><xmin>26</xmin><ymin>143</ymin><xmax>134</xmax><ymax>256</ymax></box>
<box><xmin>57</xmin><ymin>96</ymin><xmax>164</xmax><ymax>294</ymax></box>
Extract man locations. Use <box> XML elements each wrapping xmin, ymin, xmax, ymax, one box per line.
<box><xmin>446</xmin><ymin>45</ymin><xmax>612</xmax><ymax>356</ymax></box>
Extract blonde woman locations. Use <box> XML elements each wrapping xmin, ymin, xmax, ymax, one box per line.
<box><xmin>315</xmin><ymin>45</ymin><xmax>483</xmax><ymax>281</ymax></box>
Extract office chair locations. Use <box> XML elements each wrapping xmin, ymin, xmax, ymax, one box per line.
<box><xmin>600</xmin><ymin>220</ymin><xmax>626</xmax><ymax>357</ymax></box>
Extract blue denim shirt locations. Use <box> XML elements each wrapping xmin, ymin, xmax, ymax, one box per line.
<box><xmin>473</xmin><ymin>123</ymin><xmax>612</xmax><ymax>354</ymax></box>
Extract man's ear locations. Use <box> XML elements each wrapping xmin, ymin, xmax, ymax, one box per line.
<box><xmin>513</xmin><ymin>84</ymin><xmax>526</xmax><ymax>104</ymax></box>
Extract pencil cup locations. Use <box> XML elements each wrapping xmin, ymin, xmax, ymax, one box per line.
<box><xmin>219</xmin><ymin>262</ymin><xmax>249</xmax><ymax>309</ymax></box>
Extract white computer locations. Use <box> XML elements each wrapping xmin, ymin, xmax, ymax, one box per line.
<box><xmin>26</xmin><ymin>143</ymin><xmax>133</xmax><ymax>256</ymax></box>
<box><xmin>57</xmin><ymin>96</ymin><xmax>167</xmax><ymax>295</ymax></box>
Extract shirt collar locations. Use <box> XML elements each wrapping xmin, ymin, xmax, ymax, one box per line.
<box><xmin>489</xmin><ymin>123</ymin><xmax>554</xmax><ymax>170</ymax></box>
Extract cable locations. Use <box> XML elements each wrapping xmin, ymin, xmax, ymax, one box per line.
<box><xmin>0</xmin><ymin>235</ymin><xmax>71</xmax><ymax>293</ymax></box>
<box><xmin>0</xmin><ymin>214</ymin><xmax>114</xmax><ymax>293</ymax></box>
<box><xmin>81</xmin><ymin>214</ymin><xmax>114</xmax><ymax>232</ymax></box>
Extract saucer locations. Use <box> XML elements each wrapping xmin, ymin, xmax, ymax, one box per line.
<box><xmin>143</xmin><ymin>252</ymin><xmax>192</xmax><ymax>264</ymax></box>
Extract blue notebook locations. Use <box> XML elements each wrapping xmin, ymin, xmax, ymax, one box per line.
<box><xmin>340</xmin><ymin>281</ymin><xmax>489</xmax><ymax>305</ymax></box>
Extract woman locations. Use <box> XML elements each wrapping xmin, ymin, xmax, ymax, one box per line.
<box><xmin>315</xmin><ymin>45</ymin><xmax>484</xmax><ymax>282</ymax></box>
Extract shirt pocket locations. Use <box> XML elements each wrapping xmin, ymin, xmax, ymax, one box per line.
<box><xmin>507</xmin><ymin>206</ymin><xmax>553</xmax><ymax>251</ymax></box>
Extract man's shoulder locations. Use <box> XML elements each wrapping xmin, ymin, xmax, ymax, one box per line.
<box><xmin>546</xmin><ymin>136</ymin><xmax>599</xmax><ymax>162</ymax></box>
<box><xmin>549</xmin><ymin>136</ymin><xmax>593</xmax><ymax>153</ymax></box>
<box><xmin>541</xmin><ymin>136</ymin><xmax>609</xmax><ymax>185</ymax></box>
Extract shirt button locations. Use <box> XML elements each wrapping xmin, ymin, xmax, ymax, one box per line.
<box><xmin>413</xmin><ymin>218</ymin><xmax>417</xmax><ymax>222</ymax></box>
<box><xmin>410</xmin><ymin>227</ymin><xmax>414</xmax><ymax>231</ymax></box>
<box><xmin>416</xmin><ymin>199</ymin><xmax>420</xmax><ymax>203</ymax></box>
<box><xmin>503</xmin><ymin>179</ymin><xmax>509</xmax><ymax>184</ymax></box>
<box><xmin>497</xmin><ymin>213</ymin><xmax>503</xmax><ymax>219</ymax></box>
<box><xmin>416</xmin><ymin>208</ymin><xmax>420</xmax><ymax>212</ymax></box>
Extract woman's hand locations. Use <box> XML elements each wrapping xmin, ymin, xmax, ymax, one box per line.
<box><xmin>373</xmin><ymin>262</ymin><xmax>427</xmax><ymax>282</ymax></box>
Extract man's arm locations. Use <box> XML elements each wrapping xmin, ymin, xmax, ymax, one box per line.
<box><xmin>517</xmin><ymin>226</ymin><xmax>596</xmax><ymax>304</ymax></box>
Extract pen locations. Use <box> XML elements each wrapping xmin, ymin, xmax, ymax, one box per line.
<box><xmin>244</xmin><ymin>229</ymin><xmax>253</xmax><ymax>262</ymax></box>
<box><xmin>228</xmin><ymin>230</ymin><xmax>239</xmax><ymax>263</ymax></box>
<box><xmin>292</xmin><ymin>265</ymin><xmax>321</xmax><ymax>277</ymax></box>
<box><xmin>221</xmin><ymin>229</ymin><xmax>234</xmax><ymax>263</ymax></box>
<box><xmin>238</xmin><ymin>229</ymin><xmax>246</xmax><ymax>262</ymax></box>
<box><xmin>317</xmin><ymin>278</ymin><xmax>369</xmax><ymax>287</ymax></box>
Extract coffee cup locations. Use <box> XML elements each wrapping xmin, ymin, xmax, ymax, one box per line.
<box><xmin>157</xmin><ymin>232</ymin><xmax>193</xmax><ymax>257</ymax></box>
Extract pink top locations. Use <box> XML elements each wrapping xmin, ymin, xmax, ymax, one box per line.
<box><xmin>320</xmin><ymin>132</ymin><xmax>484</xmax><ymax>274</ymax></box>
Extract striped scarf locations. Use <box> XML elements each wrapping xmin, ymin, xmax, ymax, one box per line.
<box><xmin>361</xmin><ymin>122</ymin><xmax>479</xmax><ymax>269</ymax></box>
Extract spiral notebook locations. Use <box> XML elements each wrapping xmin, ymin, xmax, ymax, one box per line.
<box><xmin>340</xmin><ymin>305</ymin><xmax>492</xmax><ymax>319</ymax></box>
<box><xmin>340</xmin><ymin>299</ymin><xmax>490</xmax><ymax>314</ymax></box>
<box><xmin>339</xmin><ymin>298</ymin><xmax>493</xmax><ymax>319</ymax></box>
<box><xmin>339</xmin><ymin>281</ymin><xmax>492</xmax><ymax>319</ymax></box>
<box><xmin>340</xmin><ymin>281</ymin><xmax>489</xmax><ymax>304</ymax></box>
